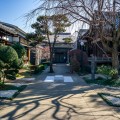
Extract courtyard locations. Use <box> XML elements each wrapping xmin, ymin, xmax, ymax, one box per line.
<box><xmin>0</xmin><ymin>0</ymin><xmax>120</xmax><ymax>119</ymax></box>
<box><xmin>0</xmin><ymin>64</ymin><xmax>120</xmax><ymax>120</ymax></box>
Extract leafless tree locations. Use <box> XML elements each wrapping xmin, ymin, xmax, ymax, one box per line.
<box><xmin>26</xmin><ymin>0</ymin><xmax>120</xmax><ymax>76</ymax></box>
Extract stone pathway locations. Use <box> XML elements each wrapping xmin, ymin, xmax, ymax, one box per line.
<box><xmin>44</xmin><ymin>75</ymin><xmax>73</xmax><ymax>82</ymax></box>
<box><xmin>0</xmin><ymin>64</ymin><xmax>120</xmax><ymax>120</ymax></box>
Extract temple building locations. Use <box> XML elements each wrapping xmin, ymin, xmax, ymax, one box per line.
<box><xmin>41</xmin><ymin>33</ymin><xmax>76</xmax><ymax>63</ymax></box>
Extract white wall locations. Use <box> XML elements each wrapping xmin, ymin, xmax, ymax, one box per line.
<box><xmin>1</xmin><ymin>36</ymin><xmax>19</xmax><ymax>42</ymax></box>
<box><xmin>13</xmin><ymin>37</ymin><xmax>19</xmax><ymax>42</ymax></box>
<box><xmin>8</xmin><ymin>36</ymin><xmax>13</xmax><ymax>42</ymax></box>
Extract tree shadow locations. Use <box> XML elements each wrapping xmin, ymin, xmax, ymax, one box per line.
<box><xmin>1</xmin><ymin>82</ymin><xmax>119</xmax><ymax>120</ymax></box>
<box><xmin>0</xmin><ymin>64</ymin><xmax>120</xmax><ymax>120</ymax></box>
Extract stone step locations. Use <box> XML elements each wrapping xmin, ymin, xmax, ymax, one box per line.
<box><xmin>54</xmin><ymin>75</ymin><xmax>64</xmax><ymax>83</ymax></box>
<box><xmin>44</xmin><ymin>76</ymin><xmax>74</xmax><ymax>83</ymax></box>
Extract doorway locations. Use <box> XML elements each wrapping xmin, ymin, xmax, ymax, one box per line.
<box><xmin>54</xmin><ymin>52</ymin><xmax>67</xmax><ymax>63</ymax></box>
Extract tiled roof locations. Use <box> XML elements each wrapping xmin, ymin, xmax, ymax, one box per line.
<box><xmin>0</xmin><ymin>23</ymin><xmax>17</xmax><ymax>35</ymax></box>
<box><xmin>0</xmin><ymin>21</ymin><xmax>26</xmax><ymax>37</ymax></box>
<box><xmin>43</xmin><ymin>33</ymin><xmax>76</xmax><ymax>43</ymax></box>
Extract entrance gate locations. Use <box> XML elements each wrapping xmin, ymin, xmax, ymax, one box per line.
<box><xmin>53</xmin><ymin>48</ymin><xmax>70</xmax><ymax>63</ymax></box>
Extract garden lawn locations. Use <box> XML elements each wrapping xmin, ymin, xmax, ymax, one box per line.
<box><xmin>0</xmin><ymin>84</ymin><xmax>27</xmax><ymax>100</ymax></box>
<box><xmin>84</xmin><ymin>76</ymin><xmax>120</xmax><ymax>87</ymax></box>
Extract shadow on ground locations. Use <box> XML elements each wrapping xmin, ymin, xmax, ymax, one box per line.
<box><xmin>0</xmin><ymin>64</ymin><xmax>120</xmax><ymax>120</ymax></box>
<box><xmin>1</xmin><ymin>82</ymin><xmax>119</xmax><ymax>120</ymax></box>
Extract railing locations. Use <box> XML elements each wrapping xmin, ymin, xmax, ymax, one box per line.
<box><xmin>88</xmin><ymin>57</ymin><xmax>112</xmax><ymax>63</ymax></box>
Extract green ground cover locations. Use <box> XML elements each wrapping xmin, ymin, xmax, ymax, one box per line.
<box><xmin>84</xmin><ymin>76</ymin><xmax>120</xmax><ymax>87</ymax></box>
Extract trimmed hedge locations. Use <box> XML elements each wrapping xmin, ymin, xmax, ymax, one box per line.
<box><xmin>42</xmin><ymin>61</ymin><xmax>50</xmax><ymax>66</ymax></box>
<box><xmin>12</xmin><ymin>43</ymin><xmax>26</xmax><ymax>59</ymax></box>
<box><xmin>33</xmin><ymin>64</ymin><xmax>45</xmax><ymax>74</ymax></box>
<box><xmin>0</xmin><ymin>45</ymin><xmax>23</xmax><ymax>82</ymax></box>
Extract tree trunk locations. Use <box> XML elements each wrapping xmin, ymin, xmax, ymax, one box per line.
<box><xmin>111</xmin><ymin>43</ymin><xmax>119</xmax><ymax>79</ymax></box>
<box><xmin>3</xmin><ymin>72</ymin><xmax>5</xmax><ymax>84</ymax></box>
<box><xmin>49</xmin><ymin>51</ymin><xmax>54</xmax><ymax>73</ymax></box>
<box><xmin>112</xmin><ymin>43</ymin><xmax>119</xmax><ymax>70</ymax></box>
<box><xmin>35</xmin><ymin>45</ymin><xmax>40</xmax><ymax>65</ymax></box>
<box><xmin>112</xmin><ymin>50</ymin><xmax>119</xmax><ymax>70</ymax></box>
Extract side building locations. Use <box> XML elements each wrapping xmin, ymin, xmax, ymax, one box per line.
<box><xmin>0</xmin><ymin>21</ymin><xmax>30</xmax><ymax>62</ymax></box>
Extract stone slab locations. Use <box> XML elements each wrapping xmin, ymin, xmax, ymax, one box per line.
<box><xmin>44</xmin><ymin>75</ymin><xmax>74</xmax><ymax>83</ymax></box>
<box><xmin>64</xmin><ymin>76</ymin><xmax>73</xmax><ymax>82</ymax></box>
<box><xmin>0</xmin><ymin>90</ymin><xmax>18</xmax><ymax>98</ymax></box>
<box><xmin>54</xmin><ymin>75</ymin><xmax>64</xmax><ymax>82</ymax></box>
<box><xmin>44</xmin><ymin>76</ymin><xmax>54</xmax><ymax>82</ymax></box>
<box><xmin>21</xmin><ymin>78</ymin><xmax>35</xmax><ymax>81</ymax></box>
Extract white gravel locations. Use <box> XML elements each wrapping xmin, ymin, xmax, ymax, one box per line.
<box><xmin>0</xmin><ymin>90</ymin><xmax>18</xmax><ymax>98</ymax></box>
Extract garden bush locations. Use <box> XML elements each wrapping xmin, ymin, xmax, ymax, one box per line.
<box><xmin>97</xmin><ymin>65</ymin><xmax>118</xmax><ymax>80</ymax></box>
<box><xmin>42</xmin><ymin>61</ymin><xmax>50</xmax><ymax>66</ymax></box>
<box><xmin>34</xmin><ymin>66</ymin><xmax>40</xmax><ymax>74</ymax></box>
<box><xmin>0</xmin><ymin>45</ymin><xmax>22</xmax><ymax>84</ymax></box>
<box><xmin>0</xmin><ymin>45</ymin><xmax>18</xmax><ymax>63</ymax></box>
<box><xmin>39</xmin><ymin>64</ymin><xmax>45</xmax><ymax>70</ymax></box>
<box><xmin>69</xmin><ymin>49</ymin><xmax>88</xmax><ymax>73</ymax></box>
<box><xmin>11</xmin><ymin>59</ymin><xmax>23</xmax><ymax>69</ymax></box>
<box><xmin>70</xmin><ymin>55</ymin><xmax>80</xmax><ymax>73</ymax></box>
<box><xmin>33</xmin><ymin>64</ymin><xmax>45</xmax><ymax>74</ymax></box>
<box><xmin>12</xmin><ymin>43</ymin><xmax>26</xmax><ymax>59</ymax></box>
<box><xmin>41</xmin><ymin>59</ymin><xmax>47</xmax><ymax>63</ymax></box>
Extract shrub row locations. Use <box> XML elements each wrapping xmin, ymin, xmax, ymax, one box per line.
<box><xmin>42</xmin><ymin>61</ymin><xmax>50</xmax><ymax>66</ymax></box>
<box><xmin>35</xmin><ymin>65</ymin><xmax>44</xmax><ymax>74</ymax></box>
<box><xmin>30</xmin><ymin>64</ymin><xmax>45</xmax><ymax>74</ymax></box>
<box><xmin>41</xmin><ymin>59</ymin><xmax>50</xmax><ymax>66</ymax></box>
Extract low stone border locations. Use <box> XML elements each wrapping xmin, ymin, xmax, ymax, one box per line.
<box><xmin>90</xmin><ymin>84</ymin><xmax>120</xmax><ymax>90</ymax></box>
<box><xmin>98</xmin><ymin>93</ymin><xmax>120</xmax><ymax>107</ymax></box>
<box><xmin>7</xmin><ymin>83</ymin><xmax>28</xmax><ymax>87</ymax></box>
<box><xmin>83</xmin><ymin>74</ymin><xmax>106</xmax><ymax>80</ymax></box>
<box><xmin>0</xmin><ymin>90</ymin><xmax>18</xmax><ymax>99</ymax></box>
<box><xmin>83</xmin><ymin>76</ymin><xmax>120</xmax><ymax>90</ymax></box>
<box><xmin>0</xmin><ymin>85</ymin><xmax>27</xmax><ymax>100</ymax></box>
<box><xmin>20</xmin><ymin>78</ymin><xmax>35</xmax><ymax>81</ymax></box>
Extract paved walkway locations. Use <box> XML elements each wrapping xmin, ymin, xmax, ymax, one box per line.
<box><xmin>0</xmin><ymin>64</ymin><xmax>120</xmax><ymax>120</ymax></box>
